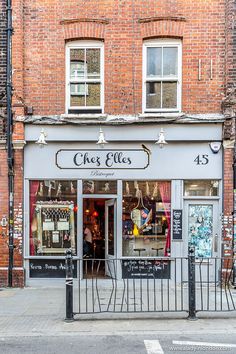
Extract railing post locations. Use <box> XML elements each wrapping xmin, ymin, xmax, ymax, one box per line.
<box><xmin>65</xmin><ymin>249</ymin><xmax>74</xmax><ymax>322</ymax></box>
<box><xmin>188</xmin><ymin>246</ymin><xmax>197</xmax><ymax>320</ymax></box>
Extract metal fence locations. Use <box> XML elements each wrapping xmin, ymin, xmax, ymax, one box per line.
<box><xmin>65</xmin><ymin>250</ymin><xmax>236</xmax><ymax>321</ymax></box>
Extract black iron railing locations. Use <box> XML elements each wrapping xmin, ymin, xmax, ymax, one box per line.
<box><xmin>65</xmin><ymin>250</ymin><xmax>236</xmax><ymax>320</ymax></box>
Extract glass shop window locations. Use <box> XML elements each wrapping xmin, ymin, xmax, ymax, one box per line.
<box><xmin>122</xmin><ymin>181</ymin><xmax>171</xmax><ymax>257</ymax></box>
<box><xmin>83</xmin><ymin>180</ymin><xmax>117</xmax><ymax>194</ymax></box>
<box><xmin>29</xmin><ymin>180</ymin><xmax>77</xmax><ymax>256</ymax></box>
<box><xmin>184</xmin><ymin>180</ymin><xmax>219</xmax><ymax>197</ymax></box>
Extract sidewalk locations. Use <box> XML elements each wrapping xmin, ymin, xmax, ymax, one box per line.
<box><xmin>0</xmin><ymin>286</ymin><xmax>236</xmax><ymax>337</ymax></box>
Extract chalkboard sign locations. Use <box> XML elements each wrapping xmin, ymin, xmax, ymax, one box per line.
<box><xmin>29</xmin><ymin>259</ymin><xmax>77</xmax><ymax>278</ymax></box>
<box><xmin>122</xmin><ymin>259</ymin><xmax>170</xmax><ymax>279</ymax></box>
<box><xmin>173</xmin><ymin>209</ymin><xmax>183</xmax><ymax>240</ymax></box>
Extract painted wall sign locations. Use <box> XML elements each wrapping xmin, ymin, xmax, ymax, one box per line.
<box><xmin>56</xmin><ymin>149</ymin><xmax>150</xmax><ymax>170</ymax></box>
<box><xmin>173</xmin><ymin>209</ymin><xmax>183</xmax><ymax>240</ymax></box>
<box><xmin>122</xmin><ymin>259</ymin><xmax>170</xmax><ymax>279</ymax></box>
<box><xmin>29</xmin><ymin>259</ymin><xmax>77</xmax><ymax>278</ymax></box>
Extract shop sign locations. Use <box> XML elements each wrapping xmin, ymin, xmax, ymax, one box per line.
<box><xmin>122</xmin><ymin>259</ymin><xmax>170</xmax><ymax>279</ymax></box>
<box><xmin>56</xmin><ymin>149</ymin><xmax>150</xmax><ymax>170</ymax></box>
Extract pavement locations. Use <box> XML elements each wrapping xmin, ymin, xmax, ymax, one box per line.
<box><xmin>1</xmin><ymin>285</ymin><xmax>236</xmax><ymax>338</ymax></box>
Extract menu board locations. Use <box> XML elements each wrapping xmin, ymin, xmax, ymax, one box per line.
<box><xmin>173</xmin><ymin>209</ymin><xmax>183</xmax><ymax>240</ymax></box>
<box><xmin>122</xmin><ymin>259</ymin><xmax>170</xmax><ymax>279</ymax></box>
<box><xmin>29</xmin><ymin>259</ymin><xmax>77</xmax><ymax>278</ymax></box>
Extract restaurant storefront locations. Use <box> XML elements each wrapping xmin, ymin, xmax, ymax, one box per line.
<box><xmin>23</xmin><ymin>122</ymin><xmax>223</xmax><ymax>284</ymax></box>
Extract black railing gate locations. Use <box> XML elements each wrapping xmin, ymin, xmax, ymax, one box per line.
<box><xmin>65</xmin><ymin>250</ymin><xmax>236</xmax><ymax>321</ymax></box>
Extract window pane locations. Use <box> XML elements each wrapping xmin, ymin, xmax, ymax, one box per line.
<box><xmin>87</xmin><ymin>48</ymin><xmax>100</xmax><ymax>79</ymax></box>
<box><xmin>146</xmin><ymin>82</ymin><xmax>161</xmax><ymax>108</ymax></box>
<box><xmin>70</xmin><ymin>49</ymin><xmax>85</xmax><ymax>79</ymax></box>
<box><xmin>122</xmin><ymin>181</ymin><xmax>171</xmax><ymax>257</ymax></box>
<box><xmin>29</xmin><ymin>180</ymin><xmax>77</xmax><ymax>256</ymax></box>
<box><xmin>83</xmin><ymin>180</ymin><xmax>117</xmax><ymax>194</ymax></box>
<box><xmin>184</xmin><ymin>180</ymin><xmax>219</xmax><ymax>196</ymax></box>
<box><xmin>147</xmin><ymin>47</ymin><xmax>162</xmax><ymax>76</ymax></box>
<box><xmin>86</xmin><ymin>83</ymin><xmax>100</xmax><ymax>106</ymax></box>
<box><xmin>162</xmin><ymin>82</ymin><xmax>177</xmax><ymax>108</ymax></box>
<box><xmin>70</xmin><ymin>84</ymin><xmax>85</xmax><ymax>106</ymax></box>
<box><xmin>163</xmin><ymin>47</ymin><xmax>178</xmax><ymax>76</ymax></box>
<box><xmin>188</xmin><ymin>205</ymin><xmax>213</xmax><ymax>258</ymax></box>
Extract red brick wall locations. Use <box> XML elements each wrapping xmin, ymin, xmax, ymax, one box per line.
<box><xmin>0</xmin><ymin>147</ymin><xmax>24</xmax><ymax>287</ymax></box>
<box><xmin>12</xmin><ymin>0</ymin><xmax>226</xmax><ymax>116</ymax></box>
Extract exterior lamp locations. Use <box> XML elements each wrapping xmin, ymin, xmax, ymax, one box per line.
<box><xmin>96</xmin><ymin>127</ymin><xmax>108</xmax><ymax>147</ymax></box>
<box><xmin>155</xmin><ymin>128</ymin><xmax>167</xmax><ymax>148</ymax></box>
<box><xmin>35</xmin><ymin>128</ymin><xmax>47</xmax><ymax>147</ymax></box>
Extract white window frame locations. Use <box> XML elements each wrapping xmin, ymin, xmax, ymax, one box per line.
<box><xmin>66</xmin><ymin>40</ymin><xmax>104</xmax><ymax>113</ymax></box>
<box><xmin>142</xmin><ymin>38</ymin><xmax>182</xmax><ymax>113</ymax></box>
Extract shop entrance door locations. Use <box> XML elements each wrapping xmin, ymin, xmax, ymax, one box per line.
<box><xmin>105</xmin><ymin>199</ymin><xmax>117</xmax><ymax>278</ymax></box>
<box><xmin>184</xmin><ymin>200</ymin><xmax>220</xmax><ymax>258</ymax></box>
<box><xmin>184</xmin><ymin>200</ymin><xmax>220</xmax><ymax>282</ymax></box>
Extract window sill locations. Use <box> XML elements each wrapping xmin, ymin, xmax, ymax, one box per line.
<box><xmin>62</xmin><ymin>113</ymin><xmax>107</xmax><ymax>119</ymax></box>
<box><xmin>139</xmin><ymin>112</ymin><xmax>184</xmax><ymax>118</ymax></box>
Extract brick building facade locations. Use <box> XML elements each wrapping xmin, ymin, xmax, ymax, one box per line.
<box><xmin>0</xmin><ymin>0</ymin><xmax>234</xmax><ymax>285</ymax></box>
<box><xmin>0</xmin><ymin>0</ymin><xmax>8</xmax><ymax>286</ymax></box>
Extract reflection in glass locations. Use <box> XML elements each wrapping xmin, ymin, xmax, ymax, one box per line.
<box><xmin>86</xmin><ymin>83</ymin><xmax>101</xmax><ymax>106</ymax></box>
<box><xmin>83</xmin><ymin>180</ymin><xmax>117</xmax><ymax>194</ymax></box>
<box><xmin>162</xmin><ymin>82</ymin><xmax>177</xmax><ymax>108</ymax></box>
<box><xmin>87</xmin><ymin>49</ymin><xmax>100</xmax><ymax>79</ymax></box>
<box><xmin>188</xmin><ymin>205</ymin><xmax>213</xmax><ymax>258</ymax></box>
<box><xmin>70</xmin><ymin>49</ymin><xmax>85</xmax><ymax>78</ymax></box>
<box><xmin>147</xmin><ymin>47</ymin><xmax>162</xmax><ymax>76</ymax></box>
<box><xmin>163</xmin><ymin>47</ymin><xmax>178</xmax><ymax>76</ymax></box>
<box><xmin>184</xmin><ymin>180</ymin><xmax>219</xmax><ymax>197</ymax></box>
<box><xmin>146</xmin><ymin>82</ymin><xmax>161</xmax><ymax>108</ymax></box>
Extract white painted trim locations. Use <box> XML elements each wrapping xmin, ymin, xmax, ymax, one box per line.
<box><xmin>142</xmin><ymin>38</ymin><xmax>182</xmax><ymax>113</ymax></box>
<box><xmin>65</xmin><ymin>40</ymin><xmax>104</xmax><ymax>113</ymax></box>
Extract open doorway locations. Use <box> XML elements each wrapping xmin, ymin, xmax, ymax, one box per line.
<box><xmin>83</xmin><ymin>198</ymin><xmax>116</xmax><ymax>278</ymax></box>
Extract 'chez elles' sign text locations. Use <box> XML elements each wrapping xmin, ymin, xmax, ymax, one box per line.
<box><xmin>56</xmin><ymin>149</ymin><xmax>149</xmax><ymax>170</ymax></box>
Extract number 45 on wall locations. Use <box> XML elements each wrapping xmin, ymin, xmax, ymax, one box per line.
<box><xmin>194</xmin><ymin>154</ymin><xmax>209</xmax><ymax>165</ymax></box>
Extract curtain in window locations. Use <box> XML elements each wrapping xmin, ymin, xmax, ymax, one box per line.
<box><xmin>159</xmin><ymin>182</ymin><xmax>171</xmax><ymax>256</ymax></box>
<box><xmin>30</xmin><ymin>181</ymin><xmax>39</xmax><ymax>256</ymax></box>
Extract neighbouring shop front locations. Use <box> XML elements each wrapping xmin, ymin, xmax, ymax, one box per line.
<box><xmin>23</xmin><ymin>122</ymin><xmax>223</xmax><ymax>284</ymax></box>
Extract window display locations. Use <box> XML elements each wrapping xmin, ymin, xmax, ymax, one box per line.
<box><xmin>30</xmin><ymin>180</ymin><xmax>77</xmax><ymax>256</ymax></box>
<box><xmin>122</xmin><ymin>181</ymin><xmax>171</xmax><ymax>257</ymax></box>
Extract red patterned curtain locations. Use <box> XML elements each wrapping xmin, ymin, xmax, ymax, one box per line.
<box><xmin>29</xmin><ymin>181</ymin><xmax>39</xmax><ymax>255</ymax></box>
<box><xmin>159</xmin><ymin>182</ymin><xmax>171</xmax><ymax>256</ymax></box>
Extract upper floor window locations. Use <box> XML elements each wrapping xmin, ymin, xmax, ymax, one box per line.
<box><xmin>143</xmin><ymin>39</ymin><xmax>182</xmax><ymax>113</ymax></box>
<box><xmin>66</xmin><ymin>40</ymin><xmax>104</xmax><ymax>114</ymax></box>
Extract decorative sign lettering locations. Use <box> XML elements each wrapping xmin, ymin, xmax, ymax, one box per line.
<box><xmin>29</xmin><ymin>260</ymin><xmax>77</xmax><ymax>278</ymax></box>
<box><xmin>122</xmin><ymin>259</ymin><xmax>170</xmax><ymax>279</ymax></box>
<box><xmin>194</xmin><ymin>154</ymin><xmax>209</xmax><ymax>165</ymax></box>
<box><xmin>56</xmin><ymin>149</ymin><xmax>150</xmax><ymax>170</ymax></box>
<box><xmin>173</xmin><ymin>209</ymin><xmax>183</xmax><ymax>240</ymax></box>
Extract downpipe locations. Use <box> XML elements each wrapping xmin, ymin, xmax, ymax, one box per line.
<box><xmin>6</xmin><ymin>0</ymin><xmax>14</xmax><ymax>287</ymax></box>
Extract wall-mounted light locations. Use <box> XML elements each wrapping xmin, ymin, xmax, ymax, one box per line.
<box><xmin>96</xmin><ymin>127</ymin><xmax>108</xmax><ymax>148</ymax></box>
<box><xmin>35</xmin><ymin>128</ymin><xmax>47</xmax><ymax>148</ymax></box>
<box><xmin>155</xmin><ymin>128</ymin><xmax>167</xmax><ymax>148</ymax></box>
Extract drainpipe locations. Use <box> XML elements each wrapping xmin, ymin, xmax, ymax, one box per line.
<box><xmin>6</xmin><ymin>0</ymin><xmax>14</xmax><ymax>287</ymax></box>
